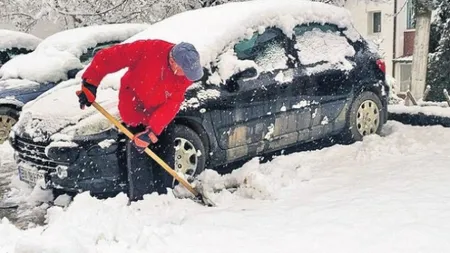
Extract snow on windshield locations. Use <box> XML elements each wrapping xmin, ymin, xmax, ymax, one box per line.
<box><xmin>0</xmin><ymin>29</ymin><xmax>42</xmax><ymax>51</ymax></box>
<box><xmin>295</xmin><ymin>29</ymin><xmax>356</xmax><ymax>74</ymax></box>
<box><xmin>0</xmin><ymin>24</ymin><xmax>149</xmax><ymax>83</ymax></box>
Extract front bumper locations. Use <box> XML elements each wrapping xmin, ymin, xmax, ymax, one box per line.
<box><xmin>10</xmin><ymin>130</ymin><xmax>128</xmax><ymax>195</ymax></box>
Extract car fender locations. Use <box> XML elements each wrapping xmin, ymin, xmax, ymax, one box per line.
<box><xmin>0</xmin><ymin>97</ymin><xmax>24</xmax><ymax>110</ymax></box>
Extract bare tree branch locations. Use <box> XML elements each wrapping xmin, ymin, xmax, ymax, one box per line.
<box><xmin>53</xmin><ymin>0</ymin><xmax>129</xmax><ymax>16</ymax></box>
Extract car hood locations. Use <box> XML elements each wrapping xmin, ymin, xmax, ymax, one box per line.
<box><xmin>14</xmin><ymin>73</ymin><xmax>123</xmax><ymax>143</ymax></box>
<box><xmin>0</xmin><ymin>79</ymin><xmax>41</xmax><ymax>98</ymax></box>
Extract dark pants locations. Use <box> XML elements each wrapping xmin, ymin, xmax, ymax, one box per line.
<box><xmin>125</xmin><ymin>125</ymin><xmax>175</xmax><ymax>201</ymax></box>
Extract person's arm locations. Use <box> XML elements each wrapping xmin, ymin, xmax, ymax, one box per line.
<box><xmin>81</xmin><ymin>40</ymin><xmax>148</xmax><ymax>85</ymax></box>
<box><xmin>131</xmin><ymin>93</ymin><xmax>185</xmax><ymax>153</ymax></box>
<box><xmin>77</xmin><ymin>40</ymin><xmax>150</xmax><ymax>109</ymax></box>
<box><xmin>147</xmin><ymin>93</ymin><xmax>185</xmax><ymax>135</ymax></box>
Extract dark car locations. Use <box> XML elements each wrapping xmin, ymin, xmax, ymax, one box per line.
<box><xmin>10</xmin><ymin>0</ymin><xmax>389</xmax><ymax>197</ymax></box>
<box><xmin>0</xmin><ymin>29</ymin><xmax>41</xmax><ymax>68</ymax></box>
<box><xmin>0</xmin><ymin>24</ymin><xmax>149</xmax><ymax>144</ymax></box>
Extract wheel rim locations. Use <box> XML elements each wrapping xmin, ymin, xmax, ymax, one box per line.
<box><xmin>0</xmin><ymin>115</ymin><xmax>16</xmax><ymax>143</ymax></box>
<box><xmin>355</xmin><ymin>99</ymin><xmax>380</xmax><ymax>137</ymax></box>
<box><xmin>173</xmin><ymin>137</ymin><xmax>198</xmax><ymax>185</ymax></box>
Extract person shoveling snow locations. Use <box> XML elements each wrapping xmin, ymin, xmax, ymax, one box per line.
<box><xmin>76</xmin><ymin>39</ymin><xmax>204</xmax><ymax>202</ymax></box>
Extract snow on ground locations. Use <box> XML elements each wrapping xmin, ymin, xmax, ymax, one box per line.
<box><xmin>389</xmin><ymin>102</ymin><xmax>450</xmax><ymax>117</ymax></box>
<box><xmin>0</xmin><ymin>143</ymin><xmax>51</xmax><ymax>230</ymax></box>
<box><xmin>2</xmin><ymin>121</ymin><xmax>450</xmax><ymax>252</ymax></box>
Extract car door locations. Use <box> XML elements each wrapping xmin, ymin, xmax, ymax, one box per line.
<box><xmin>292</xmin><ymin>23</ymin><xmax>356</xmax><ymax>139</ymax></box>
<box><xmin>209</xmin><ymin>27</ymin><xmax>295</xmax><ymax>161</ymax></box>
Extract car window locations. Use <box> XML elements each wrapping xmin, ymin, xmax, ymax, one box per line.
<box><xmin>79</xmin><ymin>41</ymin><xmax>121</xmax><ymax>65</ymax></box>
<box><xmin>0</xmin><ymin>47</ymin><xmax>33</xmax><ymax>65</ymax></box>
<box><xmin>294</xmin><ymin>23</ymin><xmax>339</xmax><ymax>36</ymax></box>
<box><xmin>293</xmin><ymin>23</ymin><xmax>355</xmax><ymax>71</ymax></box>
<box><xmin>0</xmin><ymin>51</ymin><xmax>10</xmax><ymax>65</ymax></box>
<box><xmin>234</xmin><ymin>27</ymin><xmax>289</xmax><ymax>72</ymax></box>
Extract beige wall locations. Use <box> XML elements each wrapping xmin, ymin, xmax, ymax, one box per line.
<box><xmin>345</xmin><ymin>0</ymin><xmax>395</xmax><ymax>77</ymax></box>
<box><xmin>0</xmin><ymin>20</ymin><xmax>64</xmax><ymax>39</ymax></box>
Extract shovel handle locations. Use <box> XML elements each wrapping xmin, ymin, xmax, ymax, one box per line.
<box><xmin>91</xmin><ymin>101</ymin><xmax>200</xmax><ymax>197</ymax></box>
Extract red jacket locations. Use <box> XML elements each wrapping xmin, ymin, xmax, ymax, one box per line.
<box><xmin>82</xmin><ymin>39</ymin><xmax>192</xmax><ymax>135</ymax></box>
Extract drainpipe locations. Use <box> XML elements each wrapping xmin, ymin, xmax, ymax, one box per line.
<box><xmin>392</xmin><ymin>0</ymin><xmax>398</xmax><ymax>78</ymax></box>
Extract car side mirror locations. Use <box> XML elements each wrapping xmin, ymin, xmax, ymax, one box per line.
<box><xmin>67</xmin><ymin>68</ymin><xmax>81</xmax><ymax>79</ymax></box>
<box><xmin>237</xmin><ymin>67</ymin><xmax>257</xmax><ymax>79</ymax></box>
<box><xmin>224</xmin><ymin>67</ymin><xmax>258</xmax><ymax>92</ymax></box>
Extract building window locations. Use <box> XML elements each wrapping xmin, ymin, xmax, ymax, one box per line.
<box><xmin>400</xmin><ymin>64</ymin><xmax>412</xmax><ymax>92</ymax></box>
<box><xmin>369</xmin><ymin>12</ymin><xmax>382</xmax><ymax>33</ymax></box>
<box><xmin>406</xmin><ymin>0</ymin><xmax>415</xmax><ymax>29</ymax></box>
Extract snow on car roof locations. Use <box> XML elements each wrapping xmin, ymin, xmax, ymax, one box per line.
<box><xmin>0</xmin><ymin>29</ymin><xmax>42</xmax><ymax>51</ymax></box>
<box><xmin>125</xmin><ymin>0</ymin><xmax>361</xmax><ymax>67</ymax></box>
<box><xmin>0</xmin><ymin>24</ymin><xmax>149</xmax><ymax>83</ymax></box>
<box><xmin>35</xmin><ymin>23</ymin><xmax>150</xmax><ymax>58</ymax></box>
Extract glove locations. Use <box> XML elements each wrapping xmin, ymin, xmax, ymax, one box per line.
<box><xmin>132</xmin><ymin>127</ymin><xmax>158</xmax><ymax>153</ymax></box>
<box><xmin>76</xmin><ymin>79</ymin><xmax>98</xmax><ymax>109</ymax></box>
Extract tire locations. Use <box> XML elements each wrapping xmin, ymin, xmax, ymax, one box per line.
<box><xmin>340</xmin><ymin>91</ymin><xmax>384</xmax><ymax>143</ymax></box>
<box><xmin>153</xmin><ymin>124</ymin><xmax>207</xmax><ymax>188</ymax></box>
<box><xmin>0</xmin><ymin>107</ymin><xmax>19</xmax><ymax>144</ymax></box>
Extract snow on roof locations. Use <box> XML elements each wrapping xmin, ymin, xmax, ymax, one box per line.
<box><xmin>0</xmin><ymin>29</ymin><xmax>42</xmax><ymax>51</ymax></box>
<box><xmin>35</xmin><ymin>23</ymin><xmax>150</xmax><ymax>58</ymax></box>
<box><xmin>393</xmin><ymin>56</ymin><xmax>413</xmax><ymax>62</ymax></box>
<box><xmin>0</xmin><ymin>24</ymin><xmax>149</xmax><ymax>83</ymax></box>
<box><xmin>125</xmin><ymin>0</ymin><xmax>360</xmax><ymax>68</ymax></box>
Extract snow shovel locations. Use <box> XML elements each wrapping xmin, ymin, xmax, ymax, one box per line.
<box><xmin>91</xmin><ymin>101</ymin><xmax>215</xmax><ymax>207</ymax></box>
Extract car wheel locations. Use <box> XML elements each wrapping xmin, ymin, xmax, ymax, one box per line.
<box><xmin>0</xmin><ymin>107</ymin><xmax>19</xmax><ymax>144</ymax></box>
<box><xmin>341</xmin><ymin>91</ymin><xmax>384</xmax><ymax>143</ymax></box>
<box><xmin>157</xmin><ymin>124</ymin><xmax>207</xmax><ymax>188</ymax></box>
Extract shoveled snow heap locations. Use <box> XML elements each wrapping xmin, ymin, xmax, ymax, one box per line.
<box><xmin>0</xmin><ymin>24</ymin><xmax>149</xmax><ymax>83</ymax></box>
<box><xmin>0</xmin><ymin>29</ymin><xmax>42</xmax><ymax>51</ymax></box>
<box><xmin>2</xmin><ymin>121</ymin><xmax>450</xmax><ymax>252</ymax></box>
<box><xmin>389</xmin><ymin>102</ymin><xmax>450</xmax><ymax>118</ymax></box>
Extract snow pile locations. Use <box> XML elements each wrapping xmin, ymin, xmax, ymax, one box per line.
<box><xmin>0</xmin><ymin>24</ymin><xmax>148</xmax><ymax>83</ymax></box>
<box><xmin>389</xmin><ymin>103</ymin><xmax>450</xmax><ymax>117</ymax></box>
<box><xmin>0</xmin><ymin>29</ymin><xmax>42</xmax><ymax>51</ymax></box>
<box><xmin>195</xmin><ymin>156</ymin><xmax>312</xmax><ymax>201</ymax></box>
<box><xmin>3</xmin><ymin>174</ymin><xmax>53</xmax><ymax>208</ymax></box>
<box><xmin>3</xmin><ymin>122</ymin><xmax>450</xmax><ymax>252</ymax></box>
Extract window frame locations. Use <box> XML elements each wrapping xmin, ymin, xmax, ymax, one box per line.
<box><xmin>233</xmin><ymin>27</ymin><xmax>290</xmax><ymax>64</ymax></box>
<box><xmin>406</xmin><ymin>1</ymin><xmax>415</xmax><ymax>30</ymax></box>
<box><xmin>370</xmin><ymin>11</ymin><xmax>382</xmax><ymax>34</ymax></box>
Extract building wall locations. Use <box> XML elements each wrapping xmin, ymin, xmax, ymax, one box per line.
<box><xmin>0</xmin><ymin>20</ymin><xmax>64</xmax><ymax>39</ymax></box>
<box><xmin>345</xmin><ymin>0</ymin><xmax>395</xmax><ymax>77</ymax></box>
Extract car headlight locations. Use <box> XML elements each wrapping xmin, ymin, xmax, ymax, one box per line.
<box><xmin>45</xmin><ymin>146</ymin><xmax>80</xmax><ymax>163</ymax></box>
<box><xmin>87</xmin><ymin>142</ymin><xmax>118</xmax><ymax>157</ymax></box>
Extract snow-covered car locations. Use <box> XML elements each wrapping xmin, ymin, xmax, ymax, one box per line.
<box><xmin>10</xmin><ymin>0</ymin><xmax>389</xmax><ymax>196</ymax></box>
<box><xmin>0</xmin><ymin>29</ymin><xmax>41</xmax><ymax>67</ymax></box>
<box><xmin>0</xmin><ymin>24</ymin><xmax>149</xmax><ymax>144</ymax></box>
